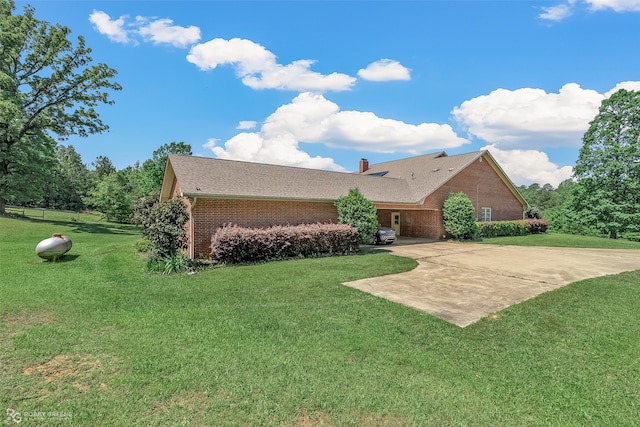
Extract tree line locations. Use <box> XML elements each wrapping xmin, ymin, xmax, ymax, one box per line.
<box><xmin>2</xmin><ymin>140</ymin><xmax>191</xmax><ymax>222</ymax></box>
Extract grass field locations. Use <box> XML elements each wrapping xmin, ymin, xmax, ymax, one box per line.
<box><xmin>480</xmin><ymin>232</ymin><xmax>640</xmax><ymax>249</ymax></box>
<box><xmin>2</xmin><ymin>214</ymin><xmax>640</xmax><ymax>426</ymax></box>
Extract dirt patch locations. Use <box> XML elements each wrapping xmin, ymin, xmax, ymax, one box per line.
<box><xmin>22</xmin><ymin>354</ymin><xmax>108</xmax><ymax>393</ymax></box>
<box><xmin>153</xmin><ymin>390</ymin><xmax>211</xmax><ymax>413</ymax></box>
<box><xmin>295</xmin><ymin>409</ymin><xmax>332</xmax><ymax>426</ymax></box>
<box><xmin>2</xmin><ymin>311</ymin><xmax>56</xmax><ymax>328</ymax></box>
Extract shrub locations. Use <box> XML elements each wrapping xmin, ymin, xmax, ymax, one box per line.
<box><xmin>476</xmin><ymin>219</ymin><xmax>549</xmax><ymax>238</ymax></box>
<box><xmin>525</xmin><ymin>206</ymin><xmax>542</xmax><ymax>219</ymax></box>
<box><xmin>477</xmin><ymin>220</ymin><xmax>528</xmax><ymax>238</ymax></box>
<box><xmin>443</xmin><ymin>192</ymin><xmax>478</xmax><ymax>240</ymax></box>
<box><xmin>135</xmin><ymin>198</ymin><xmax>189</xmax><ymax>262</ymax></box>
<box><xmin>134</xmin><ymin>238</ymin><xmax>152</xmax><ymax>253</ymax></box>
<box><xmin>211</xmin><ymin>223</ymin><xmax>359</xmax><ymax>264</ymax></box>
<box><xmin>525</xmin><ymin>218</ymin><xmax>549</xmax><ymax>234</ymax></box>
<box><xmin>334</xmin><ymin>188</ymin><xmax>378</xmax><ymax>244</ymax></box>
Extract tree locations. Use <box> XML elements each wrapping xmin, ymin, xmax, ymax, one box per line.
<box><xmin>85</xmin><ymin>169</ymin><xmax>140</xmax><ymax>222</ymax></box>
<box><xmin>0</xmin><ymin>0</ymin><xmax>120</xmax><ymax>214</ymax></box>
<box><xmin>442</xmin><ymin>192</ymin><xmax>478</xmax><ymax>240</ymax></box>
<box><xmin>570</xmin><ymin>89</ymin><xmax>640</xmax><ymax>239</ymax></box>
<box><xmin>48</xmin><ymin>145</ymin><xmax>93</xmax><ymax>211</ymax></box>
<box><xmin>334</xmin><ymin>188</ymin><xmax>378</xmax><ymax>244</ymax></box>
<box><xmin>0</xmin><ymin>132</ymin><xmax>56</xmax><ymax>207</ymax></box>
<box><xmin>139</xmin><ymin>142</ymin><xmax>191</xmax><ymax>196</ymax></box>
<box><xmin>91</xmin><ymin>155</ymin><xmax>116</xmax><ymax>181</ymax></box>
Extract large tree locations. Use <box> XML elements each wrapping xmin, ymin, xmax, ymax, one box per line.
<box><xmin>85</xmin><ymin>169</ymin><xmax>140</xmax><ymax>223</ymax></box>
<box><xmin>139</xmin><ymin>142</ymin><xmax>192</xmax><ymax>196</ymax></box>
<box><xmin>0</xmin><ymin>132</ymin><xmax>56</xmax><ymax>207</ymax></box>
<box><xmin>0</xmin><ymin>0</ymin><xmax>120</xmax><ymax>214</ymax></box>
<box><xmin>571</xmin><ymin>89</ymin><xmax>640</xmax><ymax>239</ymax></box>
<box><xmin>50</xmin><ymin>145</ymin><xmax>93</xmax><ymax>211</ymax></box>
<box><xmin>91</xmin><ymin>155</ymin><xmax>116</xmax><ymax>181</ymax></box>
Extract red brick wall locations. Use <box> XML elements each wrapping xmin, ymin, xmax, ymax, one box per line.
<box><xmin>376</xmin><ymin>208</ymin><xmax>443</xmax><ymax>239</ymax></box>
<box><xmin>190</xmin><ymin>198</ymin><xmax>339</xmax><ymax>258</ymax></box>
<box><xmin>423</xmin><ymin>158</ymin><xmax>525</xmax><ymax>221</ymax></box>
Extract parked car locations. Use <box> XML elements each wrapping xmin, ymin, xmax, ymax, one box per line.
<box><xmin>375</xmin><ymin>227</ymin><xmax>396</xmax><ymax>244</ymax></box>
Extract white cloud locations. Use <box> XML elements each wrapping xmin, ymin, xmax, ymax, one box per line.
<box><xmin>187</xmin><ymin>38</ymin><xmax>357</xmax><ymax>92</ymax></box>
<box><xmin>206</xmin><ymin>92</ymin><xmax>468</xmax><ymax>170</ymax></box>
<box><xmin>137</xmin><ymin>17</ymin><xmax>201</xmax><ymax>48</ymax></box>
<box><xmin>604</xmin><ymin>81</ymin><xmax>640</xmax><ymax>97</ymax></box>
<box><xmin>236</xmin><ymin>121</ymin><xmax>257</xmax><ymax>130</ymax></box>
<box><xmin>357</xmin><ymin>59</ymin><xmax>411</xmax><ymax>81</ymax></box>
<box><xmin>89</xmin><ymin>11</ymin><xmax>131</xmax><ymax>44</ymax></box>
<box><xmin>585</xmin><ymin>0</ymin><xmax>640</xmax><ymax>11</ymax></box>
<box><xmin>483</xmin><ymin>144</ymin><xmax>574</xmax><ymax>187</ymax></box>
<box><xmin>540</xmin><ymin>0</ymin><xmax>640</xmax><ymax>21</ymax></box>
<box><xmin>539</xmin><ymin>3</ymin><xmax>574</xmax><ymax>21</ymax></box>
<box><xmin>90</xmin><ymin>11</ymin><xmax>200</xmax><ymax>48</ymax></box>
<box><xmin>452</xmin><ymin>83</ymin><xmax>611</xmax><ymax>148</ymax></box>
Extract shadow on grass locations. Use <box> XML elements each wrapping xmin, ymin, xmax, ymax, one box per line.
<box><xmin>52</xmin><ymin>254</ymin><xmax>81</xmax><ymax>263</ymax></box>
<box><xmin>6</xmin><ymin>214</ymin><xmax>139</xmax><ymax>235</ymax></box>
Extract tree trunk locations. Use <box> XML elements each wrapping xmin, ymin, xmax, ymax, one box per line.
<box><xmin>609</xmin><ymin>229</ymin><xmax>618</xmax><ymax>239</ymax></box>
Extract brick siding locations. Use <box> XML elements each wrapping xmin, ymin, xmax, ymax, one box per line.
<box><xmin>423</xmin><ymin>157</ymin><xmax>524</xmax><ymax>221</ymax></box>
<box><xmin>376</xmin><ymin>208</ymin><xmax>444</xmax><ymax>239</ymax></box>
<box><xmin>190</xmin><ymin>198</ymin><xmax>339</xmax><ymax>258</ymax></box>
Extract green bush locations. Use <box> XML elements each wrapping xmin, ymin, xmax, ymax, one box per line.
<box><xmin>134</xmin><ymin>198</ymin><xmax>189</xmax><ymax>262</ymax></box>
<box><xmin>134</xmin><ymin>238</ymin><xmax>152</xmax><ymax>253</ymax></box>
<box><xmin>210</xmin><ymin>223</ymin><xmax>359</xmax><ymax>264</ymax></box>
<box><xmin>334</xmin><ymin>188</ymin><xmax>378</xmax><ymax>244</ymax></box>
<box><xmin>476</xmin><ymin>219</ymin><xmax>549</xmax><ymax>238</ymax></box>
<box><xmin>443</xmin><ymin>192</ymin><xmax>478</xmax><ymax>240</ymax></box>
<box><xmin>477</xmin><ymin>220</ymin><xmax>528</xmax><ymax>238</ymax></box>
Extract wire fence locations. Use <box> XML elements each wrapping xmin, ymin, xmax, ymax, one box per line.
<box><xmin>6</xmin><ymin>205</ymin><xmax>83</xmax><ymax>221</ymax></box>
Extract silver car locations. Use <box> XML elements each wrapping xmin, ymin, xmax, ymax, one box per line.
<box><xmin>375</xmin><ymin>227</ymin><xmax>396</xmax><ymax>244</ymax></box>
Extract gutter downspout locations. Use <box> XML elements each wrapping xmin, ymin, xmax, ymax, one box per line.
<box><xmin>190</xmin><ymin>197</ymin><xmax>197</xmax><ymax>258</ymax></box>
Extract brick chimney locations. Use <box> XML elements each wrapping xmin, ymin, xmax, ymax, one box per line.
<box><xmin>359</xmin><ymin>158</ymin><xmax>369</xmax><ymax>173</ymax></box>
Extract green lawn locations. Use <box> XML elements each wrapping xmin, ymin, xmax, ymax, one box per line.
<box><xmin>480</xmin><ymin>232</ymin><xmax>640</xmax><ymax>249</ymax></box>
<box><xmin>2</xmin><ymin>215</ymin><xmax>640</xmax><ymax>426</ymax></box>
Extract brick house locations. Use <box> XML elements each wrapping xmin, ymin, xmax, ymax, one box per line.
<box><xmin>160</xmin><ymin>151</ymin><xmax>527</xmax><ymax>258</ymax></box>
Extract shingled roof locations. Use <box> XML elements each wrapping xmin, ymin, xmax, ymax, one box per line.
<box><xmin>162</xmin><ymin>154</ymin><xmax>416</xmax><ymax>204</ymax></box>
<box><xmin>162</xmin><ymin>150</ymin><xmax>526</xmax><ymax>206</ymax></box>
<box><xmin>362</xmin><ymin>151</ymin><xmax>485</xmax><ymax>202</ymax></box>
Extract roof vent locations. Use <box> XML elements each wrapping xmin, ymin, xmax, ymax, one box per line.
<box><xmin>448</xmin><ymin>168</ymin><xmax>454</xmax><ymax>172</ymax></box>
<box><xmin>432</xmin><ymin>168</ymin><xmax>440</xmax><ymax>172</ymax></box>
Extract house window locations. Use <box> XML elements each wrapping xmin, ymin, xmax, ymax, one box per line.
<box><xmin>481</xmin><ymin>207</ymin><xmax>492</xmax><ymax>222</ymax></box>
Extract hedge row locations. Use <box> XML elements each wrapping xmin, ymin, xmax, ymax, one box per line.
<box><xmin>210</xmin><ymin>223</ymin><xmax>360</xmax><ymax>264</ymax></box>
<box><xmin>477</xmin><ymin>219</ymin><xmax>549</xmax><ymax>238</ymax></box>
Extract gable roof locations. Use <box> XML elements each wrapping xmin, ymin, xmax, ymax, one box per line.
<box><xmin>162</xmin><ymin>154</ymin><xmax>416</xmax><ymax>204</ymax></box>
<box><xmin>361</xmin><ymin>151</ymin><xmax>484</xmax><ymax>202</ymax></box>
<box><xmin>161</xmin><ymin>151</ymin><xmax>528</xmax><ymax>208</ymax></box>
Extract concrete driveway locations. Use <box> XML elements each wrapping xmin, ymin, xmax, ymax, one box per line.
<box><xmin>344</xmin><ymin>240</ymin><xmax>640</xmax><ymax>327</ymax></box>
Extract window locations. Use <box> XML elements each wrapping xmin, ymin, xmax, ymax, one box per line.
<box><xmin>481</xmin><ymin>207</ymin><xmax>491</xmax><ymax>222</ymax></box>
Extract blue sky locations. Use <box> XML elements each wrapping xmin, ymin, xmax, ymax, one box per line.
<box><xmin>17</xmin><ymin>0</ymin><xmax>640</xmax><ymax>186</ymax></box>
